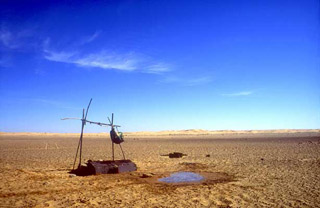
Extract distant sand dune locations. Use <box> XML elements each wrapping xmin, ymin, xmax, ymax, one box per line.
<box><xmin>0</xmin><ymin>129</ymin><xmax>319</xmax><ymax>137</ymax></box>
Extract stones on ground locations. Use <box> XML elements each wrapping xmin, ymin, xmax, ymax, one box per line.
<box><xmin>169</xmin><ymin>152</ymin><xmax>185</xmax><ymax>158</ymax></box>
<box><xmin>70</xmin><ymin>160</ymin><xmax>137</xmax><ymax>176</ymax></box>
<box><xmin>160</xmin><ymin>152</ymin><xmax>187</xmax><ymax>158</ymax></box>
<box><xmin>140</xmin><ymin>173</ymin><xmax>154</xmax><ymax>178</ymax></box>
<box><xmin>69</xmin><ymin>174</ymin><xmax>76</xmax><ymax>178</ymax></box>
<box><xmin>79</xmin><ymin>198</ymin><xmax>88</xmax><ymax>203</ymax></box>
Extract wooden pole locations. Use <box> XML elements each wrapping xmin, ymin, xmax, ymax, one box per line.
<box><xmin>67</xmin><ymin>99</ymin><xmax>92</xmax><ymax>170</ymax></box>
<box><xmin>119</xmin><ymin>143</ymin><xmax>126</xmax><ymax>160</ymax></box>
<box><xmin>78</xmin><ymin>129</ymin><xmax>83</xmax><ymax>168</ymax></box>
<box><xmin>78</xmin><ymin>109</ymin><xmax>85</xmax><ymax>168</ymax></box>
<box><xmin>111</xmin><ymin>113</ymin><xmax>114</xmax><ymax>161</ymax></box>
<box><xmin>112</xmin><ymin>142</ymin><xmax>114</xmax><ymax>161</ymax></box>
<box><xmin>72</xmin><ymin>136</ymin><xmax>81</xmax><ymax>170</ymax></box>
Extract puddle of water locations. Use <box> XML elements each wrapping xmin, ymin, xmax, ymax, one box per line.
<box><xmin>158</xmin><ymin>172</ymin><xmax>204</xmax><ymax>183</ymax></box>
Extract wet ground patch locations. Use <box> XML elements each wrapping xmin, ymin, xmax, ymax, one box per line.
<box><xmin>136</xmin><ymin>171</ymin><xmax>234</xmax><ymax>187</ymax></box>
<box><xmin>158</xmin><ymin>172</ymin><xmax>204</xmax><ymax>183</ymax></box>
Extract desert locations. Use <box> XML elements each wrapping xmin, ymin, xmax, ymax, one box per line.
<box><xmin>2</xmin><ymin>0</ymin><xmax>319</xmax><ymax>207</ymax></box>
<box><xmin>0</xmin><ymin>129</ymin><xmax>319</xmax><ymax>208</ymax></box>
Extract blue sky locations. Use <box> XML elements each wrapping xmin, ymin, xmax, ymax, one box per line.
<box><xmin>0</xmin><ymin>0</ymin><xmax>319</xmax><ymax>133</ymax></box>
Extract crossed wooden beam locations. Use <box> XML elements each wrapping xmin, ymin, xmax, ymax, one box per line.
<box><xmin>62</xmin><ymin>99</ymin><xmax>125</xmax><ymax>170</ymax></box>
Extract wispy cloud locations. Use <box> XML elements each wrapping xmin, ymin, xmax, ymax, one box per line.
<box><xmin>44</xmin><ymin>48</ymin><xmax>171</xmax><ymax>73</ymax></box>
<box><xmin>185</xmin><ymin>77</ymin><xmax>212</xmax><ymax>86</ymax></box>
<box><xmin>44</xmin><ymin>50</ymin><xmax>138</xmax><ymax>71</ymax></box>
<box><xmin>44</xmin><ymin>50</ymin><xmax>76</xmax><ymax>62</ymax></box>
<box><xmin>0</xmin><ymin>29</ymin><xmax>19</xmax><ymax>49</ymax></box>
<box><xmin>0</xmin><ymin>27</ymin><xmax>38</xmax><ymax>50</ymax></box>
<box><xmin>146</xmin><ymin>63</ymin><xmax>171</xmax><ymax>74</ymax></box>
<box><xmin>81</xmin><ymin>31</ymin><xmax>100</xmax><ymax>44</ymax></box>
<box><xmin>161</xmin><ymin>75</ymin><xmax>212</xmax><ymax>86</ymax></box>
<box><xmin>74</xmin><ymin>52</ymin><xmax>138</xmax><ymax>71</ymax></box>
<box><xmin>2</xmin><ymin>26</ymin><xmax>173</xmax><ymax>75</ymax></box>
<box><xmin>222</xmin><ymin>91</ymin><xmax>254</xmax><ymax>97</ymax></box>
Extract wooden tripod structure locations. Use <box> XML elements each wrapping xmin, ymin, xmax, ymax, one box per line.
<box><xmin>108</xmin><ymin>113</ymin><xmax>126</xmax><ymax>161</ymax></box>
<box><xmin>87</xmin><ymin>113</ymin><xmax>126</xmax><ymax>161</ymax></box>
<box><xmin>62</xmin><ymin>99</ymin><xmax>126</xmax><ymax>170</ymax></box>
<box><xmin>62</xmin><ymin>98</ymin><xmax>92</xmax><ymax>169</ymax></box>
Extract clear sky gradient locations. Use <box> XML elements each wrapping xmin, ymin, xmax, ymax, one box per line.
<box><xmin>1</xmin><ymin>0</ymin><xmax>319</xmax><ymax>133</ymax></box>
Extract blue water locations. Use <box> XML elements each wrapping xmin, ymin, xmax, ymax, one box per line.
<box><xmin>158</xmin><ymin>172</ymin><xmax>204</xmax><ymax>183</ymax></box>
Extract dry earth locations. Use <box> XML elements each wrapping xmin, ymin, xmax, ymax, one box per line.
<box><xmin>0</xmin><ymin>130</ymin><xmax>319</xmax><ymax>208</ymax></box>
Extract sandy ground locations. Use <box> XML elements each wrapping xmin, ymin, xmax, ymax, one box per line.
<box><xmin>0</xmin><ymin>130</ymin><xmax>319</xmax><ymax>207</ymax></box>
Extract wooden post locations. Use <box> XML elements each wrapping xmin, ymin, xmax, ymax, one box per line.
<box><xmin>112</xmin><ymin>142</ymin><xmax>114</xmax><ymax>161</ymax></box>
<box><xmin>119</xmin><ymin>143</ymin><xmax>126</xmax><ymax>160</ymax></box>
<box><xmin>64</xmin><ymin>99</ymin><xmax>92</xmax><ymax>170</ymax></box>
<box><xmin>79</xmin><ymin>109</ymin><xmax>85</xmax><ymax>168</ymax></box>
<box><xmin>72</xmin><ymin>136</ymin><xmax>81</xmax><ymax>170</ymax></box>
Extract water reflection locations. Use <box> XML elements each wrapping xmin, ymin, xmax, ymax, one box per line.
<box><xmin>158</xmin><ymin>172</ymin><xmax>204</xmax><ymax>183</ymax></box>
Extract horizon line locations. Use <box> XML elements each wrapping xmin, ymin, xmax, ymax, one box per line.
<box><xmin>1</xmin><ymin>128</ymin><xmax>319</xmax><ymax>135</ymax></box>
